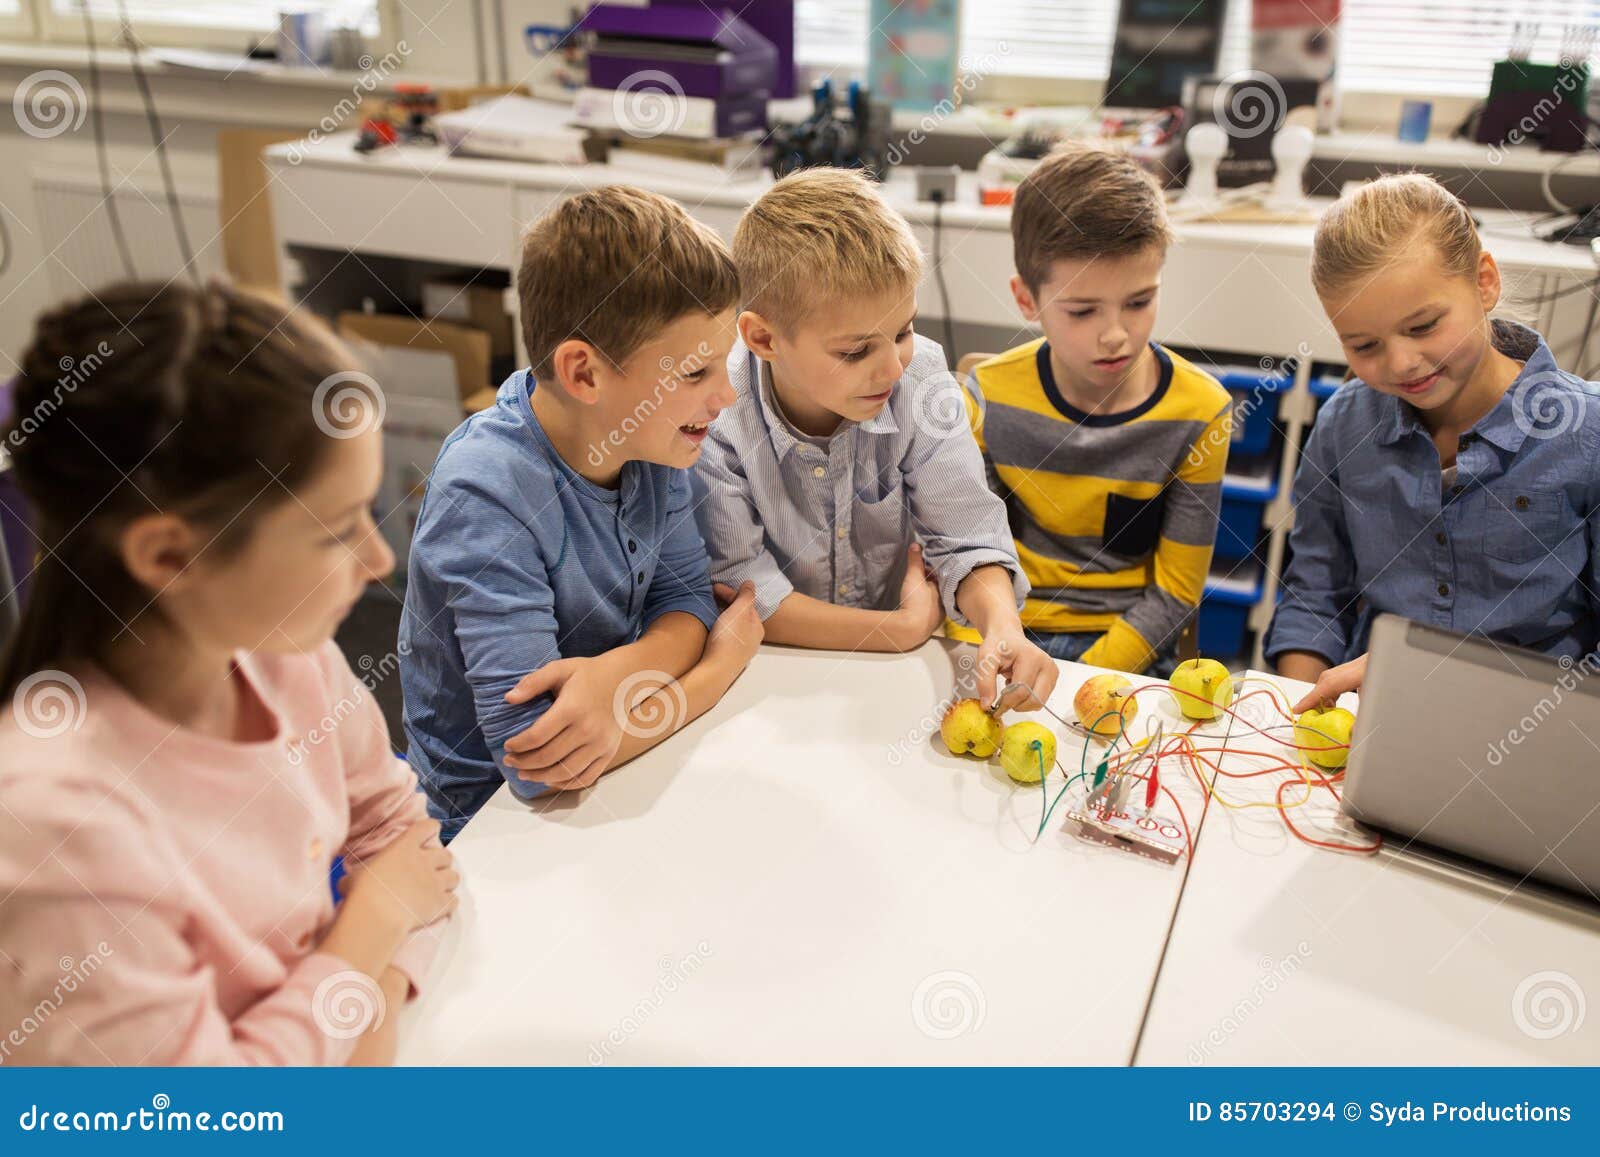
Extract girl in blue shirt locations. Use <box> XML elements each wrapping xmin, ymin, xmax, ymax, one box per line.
<box><xmin>1268</xmin><ymin>173</ymin><xmax>1600</xmax><ymax>708</ymax></box>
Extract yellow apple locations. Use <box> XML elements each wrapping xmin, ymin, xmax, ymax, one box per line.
<box><xmin>1294</xmin><ymin>706</ymin><xmax>1356</xmax><ymax>770</ymax></box>
<box><xmin>1168</xmin><ymin>657</ymin><xmax>1234</xmax><ymax>720</ymax></box>
<box><xmin>999</xmin><ymin>721</ymin><xmax>1057</xmax><ymax>784</ymax></box>
<box><xmin>940</xmin><ymin>697</ymin><xmax>1004</xmax><ymax>758</ymax></box>
<box><xmin>1074</xmin><ymin>674</ymin><xmax>1137</xmax><ymax>738</ymax></box>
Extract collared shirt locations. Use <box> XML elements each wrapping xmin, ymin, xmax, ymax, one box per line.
<box><xmin>692</xmin><ymin>334</ymin><xmax>1026</xmax><ymax>625</ymax></box>
<box><xmin>1266</xmin><ymin>320</ymin><xmax>1600</xmax><ymax>666</ymax></box>
<box><xmin>400</xmin><ymin>371</ymin><xmax>718</xmax><ymax>840</ymax></box>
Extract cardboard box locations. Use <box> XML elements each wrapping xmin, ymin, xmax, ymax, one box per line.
<box><xmin>421</xmin><ymin>279</ymin><xmax>516</xmax><ymax>360</ymax></box>
<box><xmin>335</xmin><ymin>312</ymin><xmax>492</xmax><ymax>573</ymax></box>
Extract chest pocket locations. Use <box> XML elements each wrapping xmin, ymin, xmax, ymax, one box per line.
<box><xmin>852</xmin><ymin>469</ymin><xmax>909</xmax><ymax>555</ymax></box>
<box><xmin>1482</xmin><ymin>490</ymin><xmax>1566</xmax><ymax>564</ymax></box>
<box><xmin>1102</xmin><ymin>491</ymin><xmax>1166</xmax><ymax>560</ymax></box>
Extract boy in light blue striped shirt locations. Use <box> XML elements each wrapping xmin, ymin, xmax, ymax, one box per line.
<box><xmin>693</xmin><ymin>168</ymin><xmax>1058</xmax><ymax>712</ymax></box>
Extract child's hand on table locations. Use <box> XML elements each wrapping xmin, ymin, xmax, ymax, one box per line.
<box><xmin>1291</xmin><ymin>652</ymin><xmax>1367</xmax><ymax>713</ymax></box>
<box><xmin>708</xmin><ymin>581</ymin><xmax>765</xmax><ymax>670</ymax></box>
<box><xmin>977</xmin><ymin>627</ymin><xmax>1058</xmax><ymax>714</ymax></box>
<box><xmin>339</xmin><ymin>819</ymin><xmax>459</xmax><ymax>935</ymax></box>
<box><xmin>888</xmin><ymin>544</ymin><xmax>943</xmax><ymax>652</ymax></box>
<box><xmin>502</xmin><ymin>656</ymin><xmax>628</xmax><ymax>791</ymax></box>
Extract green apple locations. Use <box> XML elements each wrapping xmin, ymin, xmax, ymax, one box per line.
<box><xmin>1073</xmin><ymin>674</ymin><xmax>1137</xmax><ymax>738</ymax></box>
<box><xmin>999</xmin><ymin>721</ymin><xmax>1057</xmax><ymax>784</ymax></box>
<box><xmin>1168</xmin><ymin>657</ymin><xmax>1234</xmax><ymax>720</ymax></box>
<box><xmin>940</xmin><ymin>697</ymin><xmax>1004</xmax><ymax>758</ymax></box>
<box><xmin>1294</xmin><ymin>706</ymin><xmax>1356</xmax><ymax>770</ymax></box>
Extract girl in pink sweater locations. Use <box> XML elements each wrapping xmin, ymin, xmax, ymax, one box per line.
<box><xmin>0</xmin><ymin>281</ymin><xmax>458</xmax><ymax>1065</ymax></box>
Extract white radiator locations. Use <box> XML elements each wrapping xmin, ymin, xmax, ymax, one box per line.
<box><xmin>30</xmin><ymin>166</ymin><xmax>222</xmax><ymax>300</ymax></box>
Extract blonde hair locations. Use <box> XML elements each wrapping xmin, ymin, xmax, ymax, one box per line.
<box><xmin>1012</xmin><ymin>140</ymin><xmax>1173</xmax><ymax>293</ymax></box>
<box><xmin>1311</xmin><ymin>173</ymin><xmax>1482</xmax><ymax>297</ymax></box>
<box><xmin>733</xmin><ymin>168</ymin><xmax>923</xmax><ymax>332</ymax></box>
<box><xmin>517</xmin><ymin>185</ymin><xmax>739</xmax><ymax>379</ymax></box>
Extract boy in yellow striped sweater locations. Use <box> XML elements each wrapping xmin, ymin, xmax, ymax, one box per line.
<box><xmin>956</xmin><ymin>143</ymin><xmax>1232</xmax><ymax>675</ymax></box>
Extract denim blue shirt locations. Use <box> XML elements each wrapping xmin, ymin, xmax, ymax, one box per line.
<box><xmin>1266</xmin><ymin>321</ymin><xmax>1600</xmax><ymax>666</ymax></box>
<box><xmin>399</xmin><ymin>371</ymin><xmax>718</xmax><ymax>840</ymax></box>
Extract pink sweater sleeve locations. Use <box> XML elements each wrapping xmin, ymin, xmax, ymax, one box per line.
<box><xmin>0</xmin><ymin>781</ymin><xmax>361</xmax><ymax>1067</ymax></box>
<box><xmin>316</xmin><ymin>643</ymin><xmax>449</xmax><ymax>997</ymax></box>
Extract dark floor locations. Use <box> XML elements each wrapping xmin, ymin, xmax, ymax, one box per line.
<box><xmin>333</xmin><ymin>587</ymin><xmax>408</xmax><ymax>750</ymax></box>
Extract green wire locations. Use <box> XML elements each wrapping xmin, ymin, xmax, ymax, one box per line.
<box><xmin>1034</xmin><ymin>709</ymin><xmax>1127</xmax><ymax>838</ymax></box>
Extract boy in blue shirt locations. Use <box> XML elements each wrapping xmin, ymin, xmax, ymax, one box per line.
<box><xmin>400</xmin><ymin>186</ymin><xmax>761</xmax><ymax>840</ymax></box>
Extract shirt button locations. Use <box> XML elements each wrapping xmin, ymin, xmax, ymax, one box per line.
<box><xmin>1515</xmin><ymin>495</ymin><xmax>1530</xmax><ymax>510</ymax></box>
<box><xmin>1435</xmin><ymin>532</ymin><xmax>1447</xmax><ymax>546</ymax></box>
<box><xmin>627</xmin><ymin>539</ymin><xmax>637</xmax><ymax>553</ymax></box>
<box><xmin>812</xmin><ymin>465</ymin><xmax>826</xmax><ymax>478</ymax></box>
<box><xmin>636</xmin><ymin>571</ymin><xmax>645</xmax><ymax>583</ymax></box>
<box><xmin>836</xmin><ymin>527</ymin><xmax>847</xmax><ymax>539</ymax></box>
<box><xmin>838</xmin><ymin>584</ymin><xmax>850</xmax><ymax>596</ymax></box>
<box><xmin>1438</xmin><ymin>583</ymin><xmax>1450</xmax><ymax>596</ymax></box>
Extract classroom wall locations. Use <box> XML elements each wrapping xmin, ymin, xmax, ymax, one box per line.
<box><xmin>0</xmin><ymin>0</ymin><xmax>572</xmax><ymax>360</ymax></box>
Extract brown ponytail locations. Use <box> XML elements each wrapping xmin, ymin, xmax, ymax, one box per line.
<box><xmin>1</xmin><ymin>280</ymin><xmax>366</xmax><ymax>699</ymax></box>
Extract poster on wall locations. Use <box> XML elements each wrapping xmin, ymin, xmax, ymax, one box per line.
<box><xmin>867</xmin><ymin>0</ymin><xmax>960</xmax><ymax>111</ymax></box>
<box><xmin>1251</xmin><ymin>0</ymin><xmax>1340</xmax><ymax>130</ymax></box>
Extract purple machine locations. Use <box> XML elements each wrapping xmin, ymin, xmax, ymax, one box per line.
<box><xmin>577</xmin><ymin>2</ymin><xmax>787</xmax><ymax>138</ymax></box>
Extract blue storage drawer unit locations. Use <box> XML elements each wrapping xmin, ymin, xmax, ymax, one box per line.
<box><xmin>1208</xmin><ymin>364</ymin><xmax>1294</xmax><ymax>456</ymax></box>
<box><xmin>1197</xmin><ymin>561</ymin><xmax>1263</xmax><ymax>661</ymax></box>
<box><xmin>1310</xmin><ymin>373</ymin><xmax>1345</xmax><ymax>401</ymax></box>
<box><xmin>1214</xmin><ymin>466</ymin><xmax>1278</xmax><ymax>563</ymax></box>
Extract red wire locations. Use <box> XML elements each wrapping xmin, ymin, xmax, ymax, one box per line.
<box><xmin>1104</xmin><ymin>681</ymin><xmax>1378</xmax><ymax>857</ymax></box>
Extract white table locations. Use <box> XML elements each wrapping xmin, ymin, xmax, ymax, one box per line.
<box><xmin>1135</xmin><ymin>670</ymin><xmax>1600</xmax><ymax>1066</ymax></box>
<box><xmin>397</xmin><ymin>641</ymin><xmax>1211</xmax><ymax>1065</ymax></box>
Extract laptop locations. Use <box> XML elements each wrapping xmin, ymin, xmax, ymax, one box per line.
<box><xmin>1342</xmin><ymin>614</ymin><xmax>1600</xmax><ymax>899</ymax></box>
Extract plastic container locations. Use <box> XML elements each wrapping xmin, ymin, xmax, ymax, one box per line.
<box><xmin>1206</xmin><ymin>365</ymin><xmax>1294</xmax><ymax>456</ymax></box>
<box><xmin>1213</xmin><ymin>465</ymin><xmax>1279</xmax><ymax>563</ymax></box>
<box><xmin>1197</xmin><ymin>560</ymin><xmax>1264</xmax><ymax>660</ymax></box>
